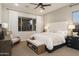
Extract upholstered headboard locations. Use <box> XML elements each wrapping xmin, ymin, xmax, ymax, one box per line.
<box><xmin>46</xmin><ymin>21</ymin><xmax>68</xmax><ymax>32</ymax></box>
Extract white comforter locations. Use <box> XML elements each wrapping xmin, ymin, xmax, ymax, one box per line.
<box><xmin>31</xmin><ymin>32</ymin><xmax>66</xmax><ymax>50</ymax></box>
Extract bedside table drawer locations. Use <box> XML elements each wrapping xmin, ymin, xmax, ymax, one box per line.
<box><xmin>67</xmin><ymin>44</ymin><xmax>71</xmax><ymax>46</ymax></box>
<box><xmin>66</xmin><ymin>39</ymin><xmax>72</xmax><ymax>43</ymax></box>
<box><xmin>67</xmin><ymin>43</ymin><xmax>76</xmax><ymax>48</ymax></box>
<box><xmin>68</xmin><ymin>37</ymin><xmax>72</xmax><ymax>39</ymax></box>
<box><xmin>67</xmin><ymin>40</ymin><xmax>71</xmax><ymax>43</ymax></box>
<box><xmin>66</xmin><ymin>36</ymin><xmax>79</xmax><ymax>50</ymax></box>
<box><xmin>76</xmin><ymin>38</ymin><xmax>79</xmax><ymax>41</ymax></box>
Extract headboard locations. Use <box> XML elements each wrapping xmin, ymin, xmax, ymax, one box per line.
<box><xmin>46</xmin><ymin>21</ymin><xmax>68</xmax><ymax>32</ymax></box>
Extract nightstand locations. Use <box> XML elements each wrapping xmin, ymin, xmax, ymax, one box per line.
<box><xmin>65</xmin><ymin>36</ymin><xmax>79</xmax><ymax>50</ymax></box>
<box><xmin>0</xmin><ymin>35</ymin><xmax>12</xmax><ymax>56</ymax></box>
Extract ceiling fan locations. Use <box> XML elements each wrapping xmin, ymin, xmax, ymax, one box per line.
<box><xmin>30</xmin><ymin>3</ymin><xmax>51</xmax><ymax>10</ymax></box>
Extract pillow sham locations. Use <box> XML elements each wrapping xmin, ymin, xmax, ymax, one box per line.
<box><xmin>57</xmin><ymin>31</ymin><xmax>67</xmax><ymax>37</ymax></box>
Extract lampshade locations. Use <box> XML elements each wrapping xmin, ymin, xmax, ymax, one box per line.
<box><xmin>2</xmin><ymin>23</ymin><xmax>8</xmax><ymax>29</ymax></box>
<box><xmin>44</xmin><ymin>24</ymin><xmax>49</xmax><ymax>30</ymax></box>
<box><xmin>68</xmin><ymin>24</ymin><xmax>75</xmax><ymax>29</ymax></box>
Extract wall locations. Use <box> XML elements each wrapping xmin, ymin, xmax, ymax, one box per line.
<box><xmin>1</xmin><ymin>5</ymin><xmax>44</xmax><ymax>41</ymax></box>
<box><xmin>2</xmin><ymin>4</ymin><xmax>79</xmax><ymax>41</ymax></box>
<box><xmin>43</xmin><ymin>4</ymin><xmax>79</xmax><ymax>26</ymax></box>
<box><xmin>8</xmin><ymin>10</ymin><xmax>44</xmax><ymax>41</ymax></box>
<box><xmin>0</xmin><ymin>4</ymin><xmax>2</xmax><ymax>23</ymax></box>
<box><xmin>2</xmin><ymin>7</ymin><xmax>9</xmax><ymax>23</ymax></box>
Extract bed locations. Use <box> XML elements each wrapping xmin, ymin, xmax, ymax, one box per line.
<box><xmin>27</xmin><ymin>22</ymin><xmax>68</xmax><ymax>52</ymax></box>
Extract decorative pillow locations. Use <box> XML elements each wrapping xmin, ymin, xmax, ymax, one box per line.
<box><xmin>47</xmin><ymin>29</ymin><xmax>57</xmax><ymax>33</ymax></box>
<box><xmin>30</xmin><ymin>36</ymin><xmax>35</xmax><ymax>40</ymax></box>
<box><xmin>57</xmin><ymin>31</ymin><xmax>67</xmax><ymax>37</ymax></box>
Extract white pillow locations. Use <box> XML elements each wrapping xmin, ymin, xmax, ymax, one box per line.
<box><xmin>47</xmin><ymin>28</ymin><xmax>57</xmax><ymax>33</ymax></box>
<box><xmin>57</xmin><ymin>31</ymin><xmax>67</xmax><ymax>37</ymax></box>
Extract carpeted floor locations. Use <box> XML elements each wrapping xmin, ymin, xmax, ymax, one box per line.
<box><xmin>12</xmin><ymin>41</ymin><xmax>79</xmax><ymax>56</ymax></box>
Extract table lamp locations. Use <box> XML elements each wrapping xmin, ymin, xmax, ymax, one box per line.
<box><xmin>2</xmin><ymin>23</ymin><xmax>8</xmax><ymax>35</ymax></box>
<box><xmin>44</xmin><ymin>24</ymin><xmax>49</xmax><ymax>32</ymax></box>
<box><xmin>68</xmin><ymin>24</ymin><xmax>75</xmax><ymax>36</ymax></box>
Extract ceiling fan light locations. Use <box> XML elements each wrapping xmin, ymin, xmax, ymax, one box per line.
<box><xmin>14</xmin><ymin>3</ymin><xmax>19</xmax><ymax>6</ymax></box>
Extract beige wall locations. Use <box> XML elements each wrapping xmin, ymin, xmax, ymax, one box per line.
<box><xmin>2</xmin><ymin>7</ymin><xmax>9</xmax><ymax>23</ymax></box>
<box><xmin>1</xmin><ymin>5</ymin><xmax>44</xmax><ymax>41</ymax></box>
<box><xmin>8</xmin><ymin>10</ymin><xmax>44</xmax><ymax>41</ymax></box>
<box><xmin>2</xmin><ymin>3</ymin><xmax>79</xmax><ymax>41</ymax></box>
<box><xmin>0</xmin><ymin>4</ymin><xmax>2</xmax><ymax>23</ymax></box>
<box><xmin>43</xmin><ymin>4</ymin><xmax>79</xmax><ymax>26</ymax></box>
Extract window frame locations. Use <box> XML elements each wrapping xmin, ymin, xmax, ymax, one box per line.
<box><xmin>72</xmin><ymin>10</ymin><xmax>79</xmax><ymax>25</ymax></box>
<box><xmin>18</xmin><ymin>16</ymin><xmax>36</xmax><ymax>31</ymax></box>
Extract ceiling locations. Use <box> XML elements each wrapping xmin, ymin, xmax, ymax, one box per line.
<box><xmin>2</xmin><ymin>3</ymin><xmax>70</xmax><ymax>15</ymax></box>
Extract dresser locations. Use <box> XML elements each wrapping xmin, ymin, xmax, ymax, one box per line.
<box><xmin>0</xmin><ymin>35</ymin><xmax>12</xmax><ymax>56</ymax></box>
<box><xmin>65</xmin><ymin>36</ymin><xmax>79</xmax><ymax>50</ymax></box>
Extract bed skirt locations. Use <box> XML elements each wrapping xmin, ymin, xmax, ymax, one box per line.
<box><xmin>45</xmin><ymin>43</ymin><xmax>66</xmax><ymax>53</ymax></box>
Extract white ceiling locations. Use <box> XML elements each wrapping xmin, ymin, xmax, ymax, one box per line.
<box><xmin>2</xmin><ymin>3</ymin><xmax>70</xmax><ymax>15</ymax></box>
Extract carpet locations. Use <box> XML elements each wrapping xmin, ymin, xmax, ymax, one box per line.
<box><xmin>12</xmin><ymin>41</ymin><xmax>79</xmax><ymax>56</ymax></box>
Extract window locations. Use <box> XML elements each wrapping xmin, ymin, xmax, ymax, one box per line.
<box><xmin>72</xmin><ymin>11</ymin><xmax>79</xmax><ymax>24</ymax></box>
<box><xmin>18</xmin><ymin>17</ymin><xmax>36</xmax><ymax>31</ymax></box>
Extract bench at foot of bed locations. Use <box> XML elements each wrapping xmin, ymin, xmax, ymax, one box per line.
<box><xmin>26</xmin><ymin>39</ymin><xmax>46</xmax><ymax>55</ymax></box>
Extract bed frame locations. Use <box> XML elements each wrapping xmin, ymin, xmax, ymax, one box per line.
<box><xmin>45</xmin><ymin>43</ymin><xmax>66</xmax><ymax>53</ymax></box>
<box><xmin>45</xmin><ymin>21</ymin><xmax>68</xmax><ymax>53</ymax></box>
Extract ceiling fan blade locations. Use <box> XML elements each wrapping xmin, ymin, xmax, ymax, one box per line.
<box><xmin>30</xmin><ymin>3</ymin><xmax>50</xmax><ymax>10</ymax></box>
<box><xmin>30</xmin><ymin>3</ymin><xmax>38</xmax><ymax>5</ymax></box>
<box><xmin>40</xmin><ymin>6</ymin><xmax>45</xmax><ymax>10</ymax></box>
<box><xmin>43</xmin><ymin>4</ymin><xmax>51</xmax><ymax>6</ymax></box>
<box><xmin>34</xmin><ymin>4</ymin><xmax>40</xmax><ymax>9</ymax></box>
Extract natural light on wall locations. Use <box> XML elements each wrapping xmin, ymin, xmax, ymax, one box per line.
<box><xmin>14</xmin><ymin>3</ymin><xmax>19</xmax><ymax>6</ymax></box>
<box><xmin>2</xmin><ymin>23</ymin><xmax>8</xmax><ymax>29</ymax></box>
<box><xmin>72</xmin><ymin>11</ymin><xmax>79</xmax><ymax>24</ymax></box>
